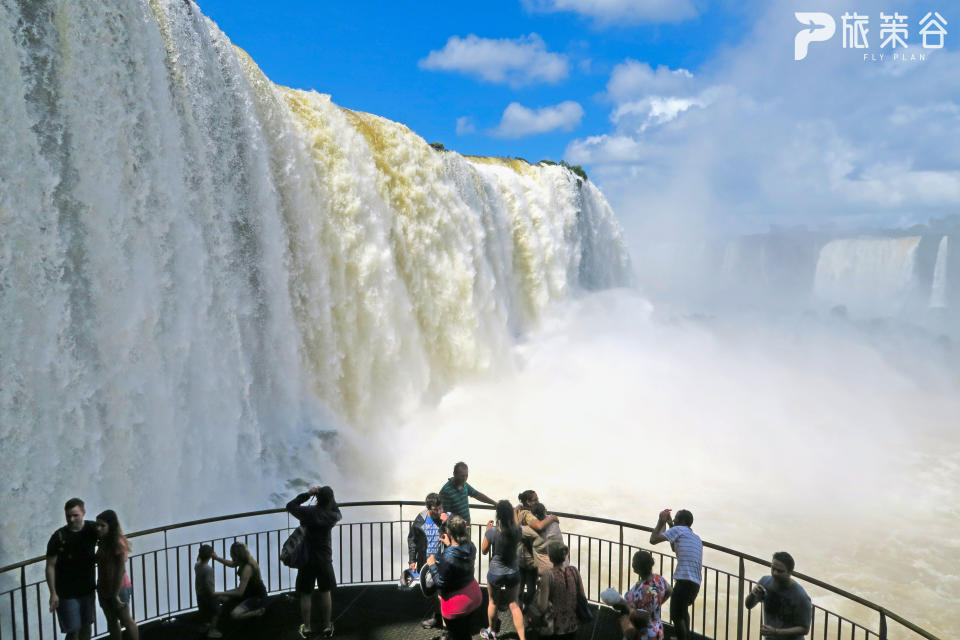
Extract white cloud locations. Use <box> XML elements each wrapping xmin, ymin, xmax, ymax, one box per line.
<box><xmin>565</xmin><ymin>0</ymin><xmax>960</xmax><ymax>244</ymax></box>
<box><xmin>455</xmin><ymin>116</ymin><xmax>476</xmax><ymax>135</ymax></box>
<box><xmin>419</xmin><ymin>34</ymin><xmax>568</xmax><ymax>87</ymax></box>
<box><xmin>491</xmin><ymin>101</ymin><xmax>585</xmax><ymax>138</ymax></box>
<box><xmin>566</xmin><ymin>134</ymin><xmax>645</xmax><ymax>163</ymax></box>
<box><xmin>612</xmin><ymin>95</ymin><xmax>708</xmax><ymax>132</ymax></box>
<box><xmin>522</xmin><ymin>0</ymin><xmax>699</xmax><ymax>24</ymax></box>
<box><xmin>606</xmin><ymin>60</ymin><xmax>695</xmax><ymax>103</ymax></box>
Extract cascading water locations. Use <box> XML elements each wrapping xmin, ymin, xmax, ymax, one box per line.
<box><xmin>813</xmin><ymin>236</ymin><xmax>921</xmax><ymax>315</ymax></box>
<box><xmin>0</xmin><ymin>0</ymin><xmax>631</xmax><ymax>565</ymax></box>
<box><xmin>929</xmin><ymin>236</ymin><xmax>948</xmax><ymax>309</ymax></box>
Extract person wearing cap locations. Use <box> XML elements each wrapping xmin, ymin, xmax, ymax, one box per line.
<box><xmin>424</xmin><ymin>516</ymin><xmax>482</xmax><ymax>640</ymax></box>
<box><xmin>649</xmin><ymin>509</ymin><xmax>701</xmax><ymax>640</ymax></box>
<box><xmin>438</xmin><ymin>462</ymin><xmax>495</xmax><ymax>524</ymax></box>
<box><xmin>745</xmin><ymin>552</ymin><xmax>811</xmax><ymax>639</ymax></box>
<box><xmin>408</xmin><ymin>493</ymin><xmax>447</xmax><ymax>629</ymax></box>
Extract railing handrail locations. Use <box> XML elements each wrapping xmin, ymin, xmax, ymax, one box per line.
<box><xmin>1</xmin><ymin>500</ymin><xmax>938</xmax><ymax>640</ymax></box>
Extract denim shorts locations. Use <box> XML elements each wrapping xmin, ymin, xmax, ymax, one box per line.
<box><xmin>98</xmin><ymin>586</ymin><xmax>132</xmax><ymax>611</ymax></box>
<box><xmin>486</xmin><ymin>571</ymin><xmax>521</xmax><ymax>589</ymax></box>
<box><xmin>56</xmin><ymin>593</ymin><xmax>96</xmax><ymax>633</ymax></box>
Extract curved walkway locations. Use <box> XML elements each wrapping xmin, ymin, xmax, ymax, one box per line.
<box><xmin>139</xmin><ymin>584</ymin><xmax>652</xmax><ymax>640</ymax></box>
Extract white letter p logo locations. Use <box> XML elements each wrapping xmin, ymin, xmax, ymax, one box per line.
<box><xmin>794</xmin><ymin>12</ymin><xmax>836</xmax><ymax>60</ymax></box>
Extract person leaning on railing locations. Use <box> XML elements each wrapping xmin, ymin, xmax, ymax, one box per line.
<box><xmin>649</xmin><ymin>509</ymin><xmax>702</xmax><ymax>640</ymax></box>
<box><xmin>438</xmin><ymin>461</ymin><xmax>496</xmax><ymax>524</ymax></box>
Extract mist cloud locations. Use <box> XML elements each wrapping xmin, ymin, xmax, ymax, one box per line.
<box><xmin>565</xmin><ymin>0</ymin><xmax>960</xmax><ymax>245</ymax></box>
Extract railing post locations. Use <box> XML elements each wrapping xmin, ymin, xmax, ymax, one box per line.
<box><xmin>618</xmin><ymin>525</ymin><xmax>624</xmax><ymax>593</ymax></box>
<box><xmin>163</xmin><ymin>528</ymin><xmax>172</xmax><ymax>621</ymax></box>
<box><xmin>879</xmin><ymin>609</ymin><xmax>888</xmax><ymax>640</ymax></box>
<box><xmin>735</xmin><ymin>556</ymin><xmax>745</xmax><ymax>640</ymax></box>
<box><xmin>20</xmin><ymin>566</ymin><xmax>29</xmax><ymax>640</ymax></box>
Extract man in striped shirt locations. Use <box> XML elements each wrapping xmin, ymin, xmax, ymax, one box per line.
<box><xmin>438</xmin><ymin>461</ymin><xmax>496</xmax><ymax>524</ymax></box>
<box><xmin>650</xmin><ymin>509</ymin><xmax>702</xmax><ymax>640</ymax></box>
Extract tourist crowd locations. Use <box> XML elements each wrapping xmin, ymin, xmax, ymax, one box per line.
<box><xmin>44</xmin><ymin>461</ymin><xmax>811</xmax><ymax>640</ymax></box>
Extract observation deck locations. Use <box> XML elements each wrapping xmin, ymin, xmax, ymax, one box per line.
<box><xmin>0</xmin><ymin>501</ymin><xmax>940</xmax><ymax>640</ymax></box>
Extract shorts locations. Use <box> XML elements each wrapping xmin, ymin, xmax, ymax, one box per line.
<box><xmin>670</xmin><ymin>579</ymin><xmax>700</xmax><ymax>620</ymax></box>
<box><xmin>295</xmin><ymin>560</ymin><xmax>336</xmax><ymax>594</ymax></box>
<box><xmin>56</xmin><ymin>593</ymin><xmax>96</xmax><ymax>633</ymax></box>
<box><xmin>233</xmin><ymin>595</ymin><xmax>268</xmax><ymax>615</ymax></box>
<box><xmin>486</xmin><ymin>571</ymin><xmax>521</xmax><ymax>589</ymax></box>
<box><xmin>97</xmin><ymin>586</ymin><xmax>132</xmax><ymax>612</ymax></box>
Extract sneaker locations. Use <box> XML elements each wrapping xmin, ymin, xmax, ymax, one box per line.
<box><xmin>319</xmin><ymin>624</ymin><xmax>335</xmax><ymax>638</ymax></box>
<box><xmin>297</xmin><ymin>624</ymin><xmax>313</xmax><ymax>638</ymax></box>
<box><xmin>206</xmin><ymin>630</ymin><xmax>223</xmax><ymax>639</ymax></box>
<box><xmin>479</xmin><ymin>628</ymin><xmax>497</xmax><ymax>640</ymax></box>
<box><xmin>421</xmin><ymin>616</ymin><xmax>442</xmax><ymax>629</ymax></box>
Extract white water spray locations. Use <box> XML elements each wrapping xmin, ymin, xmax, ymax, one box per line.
<box><xmin>813</xmin><ymin>236</ymin><xmax>920</xmax><ymax>315</ymax></box>
<box><xmin>0</xmin><ymin>0</ymin><xmax>630</xmax><ymax>562</ymax></box>
<box><xmin>930</xmin><ymin>235</ymin><xmax>949</xmax><ymax>309</ymax></box>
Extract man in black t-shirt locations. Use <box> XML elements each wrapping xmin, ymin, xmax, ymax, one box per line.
<box><xmin>46</xmin><ymin>497</ymin><xmax>99</xmax><ymax>640</ymax></box>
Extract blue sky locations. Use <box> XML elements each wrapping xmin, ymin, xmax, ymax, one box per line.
<box><xmin>194</xmin><ymin>0</ymin><xmax>960</xmax><ymax>242</ymax></box>
<box><xmin>195</xmin><ymin>0</ymin><xmax>749</xmax><ymax>161</ymax></box>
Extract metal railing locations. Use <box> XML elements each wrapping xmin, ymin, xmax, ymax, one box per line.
<box><xmin>0</xmin><ymin>501</ymin><xmax>940</xmax><ymax>640</ymax></box>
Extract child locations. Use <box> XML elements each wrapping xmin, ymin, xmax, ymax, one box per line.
<box><xmin>195</xmin><ymin>545</ymin><xmax>221</xmax><ymax>638</ymax></box>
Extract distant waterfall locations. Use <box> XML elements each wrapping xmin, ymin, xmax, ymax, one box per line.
<box><xmin>930</xmin><ymin>236</ymin><xmax>949</xmax><ymax>309</ymax></box>
<box><xmin>813</xmin><ymin>237</ymin><xmax>920</xmax><ymax>314</ymax></box>
<box><xmin>0</xmin><ymin>0</ymin><xmax>631</xmax><ymax>561</ymax></box>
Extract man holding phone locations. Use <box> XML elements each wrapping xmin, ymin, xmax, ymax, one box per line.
<box><xmin>745</xmin><ymin>552</ymin><xmax>811</xmax><ymax>639</ymax></box>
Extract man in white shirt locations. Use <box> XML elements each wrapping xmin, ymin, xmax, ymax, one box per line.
<box><xmin>650</xmin><ymin>509</ymin><xmax>702</xmax><ymax>640</ymax></box>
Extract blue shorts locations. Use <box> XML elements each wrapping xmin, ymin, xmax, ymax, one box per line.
<box><xmin>57</xmin><ymin>593</ymin><xmax>95</xmax><ymax>633</ymax></box>
<box><xmin>486</xmin><ymin>571</ymin><xmax>521</xmax><ymax>589</ymax></box>
<box><xmin>97</xmin><ymin>586</ymin><xmax>132</xmax><ymax>612</ymax></box>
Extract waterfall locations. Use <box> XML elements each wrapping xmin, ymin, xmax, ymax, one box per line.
<box><xmin>813</xmin><ymin>236</ymin><xmax>920</xmax><ymax>315</ymax></box>
<box><xmin>929</xmin><ymin>236</ymin><xmax>949</xmax><ymax>309</ymax></box>
<box><xmin>0</xmin><ymin>0</ymin><xmax>631</xmax><ymax>562</ymax></box>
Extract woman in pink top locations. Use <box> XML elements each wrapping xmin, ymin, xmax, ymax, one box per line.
<box><xmin>95</xmin><ymin>510</ymin><xmax>139</xmax><ymax>640</ymax></box>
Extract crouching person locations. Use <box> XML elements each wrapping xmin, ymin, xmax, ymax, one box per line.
<box><xmin>211</xmin><ymin>543</ymin><xmax>267</xmax><ymax>621</ymax></box>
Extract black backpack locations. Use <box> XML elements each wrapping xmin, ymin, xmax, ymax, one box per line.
<box><xmin>280</xmin><ymin>526</ymin><xmax>310</xmax><ymax>568</ymax></box>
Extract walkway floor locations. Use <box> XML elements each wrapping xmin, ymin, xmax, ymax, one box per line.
<box><xmin>140</xmin><ymin>584</ymin><xmax>635</xmax><ymax>640</ymax></box>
